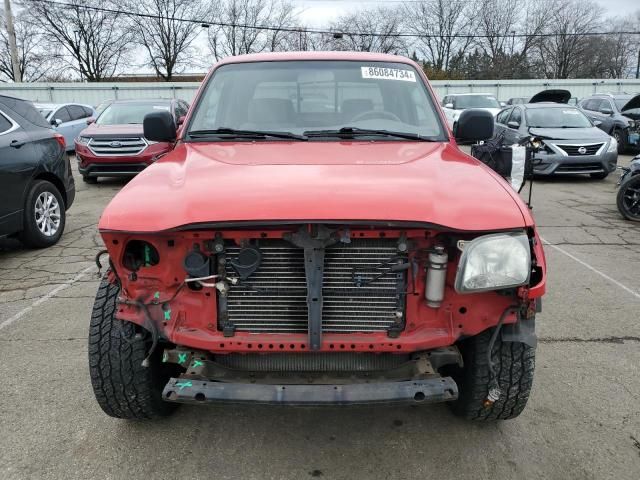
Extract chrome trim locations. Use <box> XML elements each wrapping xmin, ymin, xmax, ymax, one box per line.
<box><xmin>87</xmin><ymin>136</ymin><xmax>148</xmax><ymax>157</ymax></box>
<box><xmin>0</xmin><ymin>108</ymin><xmax>20</xmax><ymax>136</ymax></box>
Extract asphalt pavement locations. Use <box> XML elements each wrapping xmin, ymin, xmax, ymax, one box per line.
<box><xmin>1</xmin><ymin>153</ymin><xmax>639</xmax><ymax>480</ymax></box>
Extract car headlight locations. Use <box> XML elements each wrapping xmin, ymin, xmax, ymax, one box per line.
<box><xmin>455</xmin><ymin>233</ymin><xmax>531</xmax><ymax>293</ymax></box>
<box><xmin>76</xmin><ymin>136</ymin><xmax>91</xmax><ymax>145</ymax></box>
<box><xmin>607</xmin><ymin>137</ymin><xmax>618</xmax><ymax>153</ymax></box>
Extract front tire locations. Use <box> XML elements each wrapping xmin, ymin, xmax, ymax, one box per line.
<box><xmin>19</xmin><ymin>180</ymin><xmax>66</xmax><ymax>248</ymax></box>
<box><xmin>612</xmin><ymin>128</ymin><xmax>626</xmax><ymax>154</ymax></box>
<box><xmin>448</xmin><ymin>328</ymin><xmax>535</xmax><ymax>421</ymax></box>
<box><xmin>88</xmin><ymin>274</ymin><xmax>178</xmax><ymax>419</ymax></box>
<box><xmin>617</xmin><ymin>174</ymin><xmax>640</xmax><ymax>222</ymax></box>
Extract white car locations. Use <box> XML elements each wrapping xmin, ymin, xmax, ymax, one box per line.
<box><xmin>441</xmin><ymin>93</ymin><xmax>502</xmax><ymax>130</ymax></box>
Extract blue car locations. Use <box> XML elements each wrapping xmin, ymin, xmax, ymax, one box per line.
<box><xmin>35</xmin><ymin>103</ymin><xmax>97</xmax><ymax>152</ymax></box>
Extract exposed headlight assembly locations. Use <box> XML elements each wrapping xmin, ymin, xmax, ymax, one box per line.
<box><xmin>76</xmin><ymin>136</ymin><xmax>91</xmax><ymax>145</ymax></box>
<box><xmin>455</xmin><ymin>233</ymin><xmax>531</xmax><ymax>293</ymax></box>
<box><xmin>606</xmin><ymin>136</ymin><xmax>618</xmax><ymax>153</ymax></box>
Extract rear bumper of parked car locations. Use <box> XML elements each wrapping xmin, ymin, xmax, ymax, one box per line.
<box><xmin>532</xmin><ymin>151</ymin><xmax>617</xmax><ymax>176</ymax></box>
<box><xmin>75</xmin><ymin>142</ymin><xmax>172</xmax><ymax>177</ymax></box>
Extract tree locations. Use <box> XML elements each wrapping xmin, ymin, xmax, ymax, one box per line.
<box><xmin>132</xmin><ymin>0</ymin><xmax>211</xmax><ymax>81</ymax></box>
<box><xmin>328</xmin><ymin>7</ymin><xmax>406</xmax><ymax>54</ymax></box>
<box><xmin>207</xmin><ymin>0</ymin><xmax>298</xmax><ymax>60</ymax></box>
<box><xmin>28</xmin><ymin>0</ymin><xmax>133</xmax><ymax>81</ymax></box>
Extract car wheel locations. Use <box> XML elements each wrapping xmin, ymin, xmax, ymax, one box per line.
<box><xmin>616</xmin><ymin>174</ymin><xmax>640</xmax><ymax>222</ymax></box>
<box><xmin>590</xmin><ymin>171</ymin><xmax>609</xmax><ymax>180</ymax></box>
<box><xmin>612</xmin><ymin>128</ymin><xmax>626</xmax><ymax>154</ymax></box>
<box><xmin>447</xmin><ymin>327</ymin><xmax>535</xmax><ymax>421</ymax></box>
<box><xmin>82</xmin><ymin>175</ymin><xmax>98</xmax><ymax>184</ymax></box>
<box><xmin>19</xmin><ymin>180</ymin><xmax>66</xmax><ymax>248</ymax></box>
<box><xmin>88</xmin><ymin>273</ymin><xmax>179</xmax><ymax>419</ymax></box>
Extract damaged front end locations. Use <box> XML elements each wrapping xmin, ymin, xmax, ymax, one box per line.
<box><xmin>98</xmin><ymin>222</ymin><xmax>545</xmax><ymax>406</ymax></box>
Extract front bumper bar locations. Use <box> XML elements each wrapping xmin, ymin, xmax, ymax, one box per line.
<box><xmin>163</xmin><ymin>377</ymin><xmax>458</xmax><ymax>406</ymax></box>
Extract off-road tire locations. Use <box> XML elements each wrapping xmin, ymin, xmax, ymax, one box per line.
<box><xmin>82</xmin><ymin>175</ymin><xmax>98</xmax><ymax>184</ymax></box>
<box><xmin>617</xmin><ymin>174</ymin><xmax>640</xmax><ymax>222</ymax></box>
<box><xmin>448</xmin><ymin>328</ymin><xmax>535</xmax><ymax>421</ymax></box>
<box><xmin>19</xmin><ymin>180</ymin><xmax>66</xmax><ymax>248</ymax></box>
<box><xmin>590</xmin><ymin>171</ymin><xmax>609</xmax><ymax>180</ymax></box>
<box><xmin>88</xmin><ymin>274</ymin><xmax>178</xmax><ymax>419</ymax></box>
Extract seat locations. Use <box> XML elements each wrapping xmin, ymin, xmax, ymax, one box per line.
<box><xmin>341</xmin><ymin>99</ymin><xmax>374</xmax><ymax>121</ymax></box>
<box><xmin>245</xmin><ymin>98</ymin><xmax>296</xmax><ymax>129</ymax></box>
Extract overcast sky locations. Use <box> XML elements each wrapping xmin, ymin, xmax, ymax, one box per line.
<box><xmin>293</xmin><ymin>0</ymin><xmax>640</xmax><ymax>25</ymax></box>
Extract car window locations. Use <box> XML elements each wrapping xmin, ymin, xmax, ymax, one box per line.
<box><xmin>525</xmin><ymin>107</ymin><xmax>592</xmax><ymax>128</ymax></box>
<box><xmin>496</xmin><ymin>108</ymin><xmax>512</xmax><ymax>125</ymax></box>
<box><xmin>453</xmin><ymin>95</ymin><xmax>500</xmax><ymax>110</ymax></box>
<box><xmin>583</xmin><ymin>99</ymin><xmax>602</xmax><ymax>111</ymax></box>
<box><xmin>0</xmin><ymin>110</ymin><xmax>14</xmax><ymax>134</ymax></box>
<box><xmin>442</xmin><ymin>96</ymin><xmax>449</xmax><ymax>106</ymax></box>
<box><xmin>54</xmin><ymin>107</ymin><xmax>72</xmax><ymax>123</ymax></box>
<box><xmin>175</xmin><ymin>101</ymin><xmax>188</xmax><ymax>118</ymax></box>
<box><xmin>96</xmin><ymin>102</ymin><xmax>172</xmax><ymax>125</ymax></box>
<box><xmin>68</xmin><ymin>105</ymin><xmax>88</xmax><ymax>121</ymax></box>
<box><xmin>598</xmin><ymin>100</ymin><xmax>613</xmax><ymax>113</ymax></box>
<box><xmin>83</xmin><ymin>106</ymin><xmax>94</xmax><ymax>117</ymax></box>
<box><xmin>188</xmin><ymin>60</ymin><xmax>446</xmax><ymax>140</ymax></box>
<box><xmin>508</xmin><ymin>108</ymin><xmax>522</xmax><ymax>127</ymax></box>
<box><xmin>0</xmin><ymin>96</ymin><xmax>50</xmax><ymax>128</ymax></box>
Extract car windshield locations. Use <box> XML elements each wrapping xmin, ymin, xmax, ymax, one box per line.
<box><xmin>526</xmin><ymin>107</ymin><xmax>592</xmax><ymax>128</ymax></box>
<box><xmin>454</xmin><ymin>95</ymin><xmax>500</xmax><ymax>109</ymax></box>
<box><xmin>37</xmin><ymin>108</ymin><xmax>53</xmax><ymax>118</ymax></box>
<box><xmin>187</xmin><ymin>60</ymin><xmax>445</xmax><ymax>140</ymax></box>
<box><xmin>96</xmin><ymin>102</ymin><xmax>171</xmax><ymax>125</ymax></box>
<box><xmin>614</xmin><ymin>97</ymin><xmax>633</xmax><ymax>111</ymax></box>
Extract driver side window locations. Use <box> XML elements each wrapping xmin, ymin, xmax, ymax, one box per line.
<box><xmin>496</xmin><ymin>108</ymin><xmax>512</xmax><ymax>125</ymax></box>
<box><xmin>508</xmin><ymin>108</ymin><xmax>522</xmax><ymax>128</ymax></box>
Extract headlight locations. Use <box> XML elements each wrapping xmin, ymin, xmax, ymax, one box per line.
<box><xmin>607</xmin><ymin>137</ymin><xmax>618</xmax><ymax>153</ymax></box>
<box><xmin>455</xmin><ymin>233</ymin><xmax>531</xmax><ymax>293</ymax></box>
<box><xmin>76</xmin><ymin>136</ymin><xmax>91</xmax><ymax>145</ymax></box>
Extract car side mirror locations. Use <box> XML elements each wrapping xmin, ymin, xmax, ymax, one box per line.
<box><xmin>600</xmin><ymin>108</ymin><xmax>613</xmax><ymax>115</ymax></box>
<box><xmin>454</xmin><ymin>109</ymin><xmax>494</xmax><ymax>142</ymax></box>
<box><xmin>143</xmin><ymin>111</ymin><xmax>177</xmax><ymax>143</ymax></box>
<box><xmin>507</xmin><ymin>120</ymin><xmax>520</xmax><ymax>129</ymax></box>
<box><xmin>86</xmin><ymin>117</ymin><xmax>95</xmax><ymax>125</ymax></box>
<box><xmin>51</xmin><ymin>118</ymin><xmax>62</xmax><ymax>126</ymax></box>
<box><xmin>444</xmin><ymin>103</ymin><xmax>454</xmax><ymax>109</ymax></box>
<box><xmin>593</xmin><ymin>120</ymin><xmax>602</xmax><ymax>127</ymax></box>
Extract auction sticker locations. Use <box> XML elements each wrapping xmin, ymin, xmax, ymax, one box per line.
<box><xmin>361</xmin><ymin>66</ymin><xmax>416</xmax><ymax>82</ymax></box>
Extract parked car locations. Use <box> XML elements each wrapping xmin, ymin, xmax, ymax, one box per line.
<box><xmin>441</xmin><ymin>93</ymin><xmax>502</xmax><ymax>129</ymax></box>
<box><xmin>35</xmin><ymin>103</ymin><xmax>96</xmax><ymax>152</ymax></box>
<box><xmin>74</xmin><ymin>98</ymin><xmax>189</xmax><ymax>183</ymax></box>
<box><xmin>88</xmin><ymin>52</ymin><xmax>546</xmax><ymax>423</ymax></box>
<box><xmin>506</xmin><ymin>97</ymin><xmax>528</xmax><ymax>105</ymax></box>
<box><xmin>493</xmin><ymin>101</ymin><xmax>617</xmax><ymax>179</ymax></box>
<box><xmin>0</xmin><ymin>95</ymin><xmax>75</xmax><ymax>247</ymax></box>
<box><xmin>617</xmin><ymin>154</ymin><xmax>640</xmax><ymax>221</ymax></box>
<box><xmin>578</xmin><ymin>93</ymin><xmax>640</xmax><ymax>153</ymax></box>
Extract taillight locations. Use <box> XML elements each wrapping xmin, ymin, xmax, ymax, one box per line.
<box><xmin>54</xmin><ymin>133</ymin><xmax>66</xmax><ymax>150</ymax></box>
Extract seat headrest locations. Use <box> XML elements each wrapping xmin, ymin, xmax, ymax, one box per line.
<box><xmin>248</xmin><ymin>98</ymin><xmax>295</xmax><ymax>125</ymax></box>
<box><xmin>341</xmin><ymin>99</ymin><xmax>374</xmax><ymax>119</ymax></box>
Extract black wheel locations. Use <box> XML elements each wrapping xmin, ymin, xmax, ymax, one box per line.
<box><xmin>612</xmin><ymin>129</ymin><xmax>626</xmax><ymax>154</ymax></box>
<box><xmin>88</xmin><ymin>274</ymin><xmax>179</xmax><ymax>419</ymax></box>
<box><xmin>448</xmin><ymin>327</ymin><xmax>535</xmax><ymax>421</ymax></box>
<box><xmin>617</xmin><ymin>174</ymin><xmax>640</xmax><ymax>222</ymax></box>
<box><xmin>82</xmin><ymin>175</ymin><xmax>98</xmax><ymax>184</ymax></box>
<box><xmin>590</xmin><ymin>171</ymin><xmax>609</xmax><ymax>180</ymax></box>
<box><xmin>19</xmin><ymin>180</ymin><xmax>66</xmax><ymax>248</ymax></box>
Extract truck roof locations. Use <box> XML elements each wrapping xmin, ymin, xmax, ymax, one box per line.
<box><xmin>218</xmin><ymin>51</ymin><xmax>416</xmax><ymax>66</ymax></box>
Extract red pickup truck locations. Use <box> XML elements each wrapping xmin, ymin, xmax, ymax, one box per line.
<box><xmin>89</xmin><ymin>52</ymin><xmax>546</xmax><ymax>422</ymax></box>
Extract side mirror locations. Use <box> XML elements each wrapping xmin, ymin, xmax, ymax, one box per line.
<box><xmin>593</xmin><ymin>120</ymin><xmax>602</xmax><ymax>127</ymax></box>
<box><xmin>86</xmin><ymin>117</ymin><xmax>96</xmax><ymax>125</ymax></box>
<box><xmin>177</xmin><ymin>115</ymin><xmax>186</xmax><ymax>126</ymax></box>
<box><xmin>507</xmin><ymin>120</ymin><xmax>520</xmax><ymax>129</ymax></box>
<box><xmin>444</xmin><ymin>103</ymin><xmax>454</xmax><ymax>109</ymax></box>
<box><xmin>454</xmin><ymin>109</ymin><xmax>494</xmax><ymax>142</ymax></box>
<box><xmin>51</xmin><ymin>118</ymin><xmax>62</xmax><ymax>127</ymax></box>
<box><xmin>143</xmin><ymin>111</ymin><xmax>177</xmax><ymax>143</ymax></box>
<box><xmin>600</xmin><ymin>108</ymin><xmax>613</xmax><ymax>115</ymax></box>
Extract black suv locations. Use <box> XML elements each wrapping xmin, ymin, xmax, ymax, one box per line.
<box><xmin>0</xmin><ymin>95</ymin><xmax>75</xmax><ymax>247</ymax></box>
<box><xmin>578</xmin><ymin>93</ymin><xmax>640</xmax><ymax>153</ymax></box>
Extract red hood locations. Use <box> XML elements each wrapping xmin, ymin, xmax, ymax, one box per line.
<box><xmin>99</xmin><ymin>141</ymin><xmax>531</xmax><ymax>232</ymax></box>
<box><xmin>80</xmin><ymin>123</ymin><xmax>144</xmax><ymax>137</ymax></box>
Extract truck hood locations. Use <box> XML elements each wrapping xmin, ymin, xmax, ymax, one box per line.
<box><xmin>620</xmin><ymin>94</ymin><xmax>640</xmax><ymax>113</ymax></box>
<box><xmin>80</xmin><ymin>123</ymin><xmax>144</xmax><ymax>138</ymax></box>
<box><xmin>99</xmin><ymin>141</ymin><xmax>530</xmax><ymax>233</ymax></box>
<box><xmin>529</xmin><ymin>126</ymin><xmax>610</xmax><ymax>141</ymax></box>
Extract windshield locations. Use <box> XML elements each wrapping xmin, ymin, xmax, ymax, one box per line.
<box><xmin>96</xmin><ymin>102</ymin><xmax>171</xmax><ymax>125</ymax></box>
<box><xmin>454</xmin><ymin>95</ymin><xmax>500</xmax><ymax>109</ymax></box>
<box><xmin>614</xmin><ymin>97</ymin><xmax>633</xmax><ymax>111</ymax></box>
<box><xmin>526</xmin><ymin>107</ymin><xmax>592</xmax><ymax>128</ymax></box>
<box><xmin>37</xmin><ymin>108</ymin><xmax>53</xmax><ymax>119</ymax></box>
<box><xmin>187</xmin><ymin>61</ymin><xmax>445</xmax><ymax>140</ymax></box>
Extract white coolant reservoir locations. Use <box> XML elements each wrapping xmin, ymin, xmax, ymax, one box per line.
<box><xmin>425</xmin><ymin>246</ymin><xmax>448</xmax><ymax>308</ymax></box>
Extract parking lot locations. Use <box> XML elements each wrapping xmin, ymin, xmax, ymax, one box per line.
<box><xmin>0</xmin><ymin>152</ymin><xmax>639</xmax><ymax>480</ymax></box>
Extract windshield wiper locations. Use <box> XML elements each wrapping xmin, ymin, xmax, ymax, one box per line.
<box><xmin>188</xmin><ymin>127</ymin><xmax>307</xmax><ymax>140</ymax></box>
<box><xmin>304</xmin><ymin>127</ymin><xmax>435</xmax><ymax>141</ymax></box>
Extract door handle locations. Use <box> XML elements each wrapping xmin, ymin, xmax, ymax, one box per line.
<box><xmin>10</xmin><ymin>139</ymin><xmax>25</xmax><ymax>148</ymax></box>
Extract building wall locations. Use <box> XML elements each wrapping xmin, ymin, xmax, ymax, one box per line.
<box><xmin>1</xmin><ymin>79</ymin><xmax>639</xmax><ymax>107</ymax></box>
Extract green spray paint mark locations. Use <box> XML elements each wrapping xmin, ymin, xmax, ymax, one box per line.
<box><xmin>178</xmin><ymin>352</ymin><xmax>187</xmax><ymax>364</ymax></box>
<box><xmin>164</xmin><ymin>309</ymin><xmax>171</xmax><ymax>321</ymax></box>
<box><xmin>192</xmin><ymin>360</ymin><xmax>204</xmax><ymax>368</ymax></box>
<box><xmin>144</xmin><ymin>245</ymin><xmax>151</xmax><ymax>266</ymax></box>
<box><xmin>153</xmin><ymin>291</ymin><xmax>160</xmax><ymax>300</ymax></box>
<box><xmin>176</xmin><ymin>381</ymin><xmax>192</xmax><ymax>391</ymax></box>
<box><xmin>162</xmin><ymin>351</ymin><xmax>168</xmax><ymax>363</ymax></box>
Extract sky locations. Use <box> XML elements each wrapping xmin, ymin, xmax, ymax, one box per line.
<box><xmin>293</xmin><ymin>0</ymin><xmax>640</xmax><ymax>25</ymax></box>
